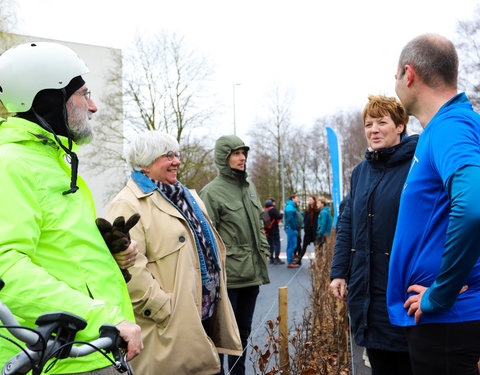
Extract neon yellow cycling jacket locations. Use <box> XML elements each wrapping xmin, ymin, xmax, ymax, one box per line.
<box><xmin>0</xmin><ymin>116</ymin><xmax>134</xmax><ymax>373</ymax></box>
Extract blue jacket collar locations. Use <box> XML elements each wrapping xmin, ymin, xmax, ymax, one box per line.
<box><xmin>440</xmin><ymin>92</ymin><xmax>468</xmax><ymax>110</ymax></box>
<box><xmin>131</xmin><ymin>171</ymin><xmax>159</xmax><ymax>193</ymax></box>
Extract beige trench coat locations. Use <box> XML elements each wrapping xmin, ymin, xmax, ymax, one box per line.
<box><xmin>107</xmin><ymin>178</ymin><xmax>242</xmax><ymax>375</ymax></box>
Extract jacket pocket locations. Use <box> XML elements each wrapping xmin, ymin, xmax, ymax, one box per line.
<box><xmin>149</xmin><ymin>292</ymin><xmax>172</xmax><ymax>327</ymax></box>
<box><xmin>224</xmin><ymin>201</ymin><xmax>243</xmax><ymax>219</ymax></box>
<box><xmin>134</xmin><ymin>291</ymin><xmax>172</xmax><ymax>332</ymax></box>
<box><xmin>226</xmin><ymin>244</ymin><xmax>255</xmax><ymax>283</ymax></box>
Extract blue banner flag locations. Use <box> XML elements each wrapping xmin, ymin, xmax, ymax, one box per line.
<box><xmin>326</xmin><ymin>126</ymin><xmax>343</xmax><ymax>227</ymax></box>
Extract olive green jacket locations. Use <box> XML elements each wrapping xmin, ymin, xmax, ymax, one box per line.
<box><xmin>200</xmin><ymin>135</ymin><xmax>270</xmax><ymax>289</ymax></box>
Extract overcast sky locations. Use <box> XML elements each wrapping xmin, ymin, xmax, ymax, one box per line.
<box><xmin>12</xmin><ymin>0</ymin><xmax>480</xmax><ymax>139</ymax></box>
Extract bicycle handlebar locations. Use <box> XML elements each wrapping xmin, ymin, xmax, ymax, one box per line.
<box><xmin>0</xmin><ymin>300</ymin><xmax>40</xmax><ymax>347</ymax></box>
<box><xmin>0</xmin><ymin>277</ymin><xmax>131</xmax><ymax>375</ymax></box>
<box><xmin>1</xmin><ymin>332</ymin><xmax>124</xmax><ymax>375</ymax></box>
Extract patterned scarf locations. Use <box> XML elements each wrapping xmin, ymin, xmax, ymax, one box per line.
<box><xmin>154</xmin><ymin>180</ymin><xmax>221</xmax><ymax>320</ymax></box>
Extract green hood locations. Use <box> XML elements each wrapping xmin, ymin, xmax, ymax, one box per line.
<box><xmin>214</xmin><ymin>135</ymin><xmax>250</xmax><ymax>176</ymax></box>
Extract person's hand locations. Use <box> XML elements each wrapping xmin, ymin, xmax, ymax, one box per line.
<box><xmin>404</xmin><ymin>284</ymin><xmax>427</xmax><ymax>324</ymax></box>
<box><xmin>405</xmin><ymin>284</ymin><xmax>469</xmax><ymax>324</ymax></box>
<box><xmin>112</xmin><ymin>240</ymin><xmax>138</xmax><ymax>269</ymax></box>
<box><xmin>116</xmin><ymin>320</ymin><xmax>143</xmax><ymax>361</ymax></box>
<box><xmin>330</xmin><ymin>278</ymin><xmax>346</xmax><ymax>301</ymax></box>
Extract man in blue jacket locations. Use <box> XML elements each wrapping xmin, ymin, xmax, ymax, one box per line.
<box><xmin>284</xmin><ymin>195</ymin><xmax>300</xmax><ymax>268</ymax></box>
<box><xmin>387</xmin><ymin>34</ymin><xmax>480</xmax><ymax>375</ymax></box>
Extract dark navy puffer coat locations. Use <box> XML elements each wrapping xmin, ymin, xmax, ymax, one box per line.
<box><xmin>330</xmin><ymin>134</ymin><xmax>418</xmax><ymax>351</ymax></box>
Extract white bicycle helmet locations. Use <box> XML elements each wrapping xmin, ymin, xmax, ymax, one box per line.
<box><xmin>0</xmin><ymin>42</ymin><xmax>89</xmax><ymax>113</ymax></box>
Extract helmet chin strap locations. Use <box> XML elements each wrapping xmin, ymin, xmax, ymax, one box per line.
<box><xmin>31</xmin><ymin>90</ymin><xmax>79</xmax><ymax>195</ymax></box>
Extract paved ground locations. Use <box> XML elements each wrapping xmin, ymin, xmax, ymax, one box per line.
<box><xmin>221</xmin><ymin>229</ymin><xmax>371</xmax><ymax>374</ymax></box>
<box><xmin>218</xmin><ymin>230</ymin><xmax>312</xmax><ymax>374</ymax></box>
<box><xmin>245</xmin><ymin>244</ymin><xmax>313</xmax><ymax>374</ymax></box>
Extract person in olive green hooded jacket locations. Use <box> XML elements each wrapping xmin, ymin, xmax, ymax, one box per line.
<box><xmin>200</xmin><ymin>135</ymin><xmax>270</xmax><ymax>375</ymax></box>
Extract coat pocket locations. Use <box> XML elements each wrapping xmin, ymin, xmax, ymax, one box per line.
<box><xmin>225</xmin><ymin>244</ymin><xmax>255</xmax><ymax>283</ymax></box>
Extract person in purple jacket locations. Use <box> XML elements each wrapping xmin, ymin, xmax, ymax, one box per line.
<box><xmin>387</xmin><ymin>34</ymin><xmax>480</xmax><ymax>375</ymax></box>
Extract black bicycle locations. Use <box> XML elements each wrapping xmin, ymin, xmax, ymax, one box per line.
<box><xmin>0</xmin><ymin>277</ymin><xmax>132</xmax><ymax>375</ymax></box>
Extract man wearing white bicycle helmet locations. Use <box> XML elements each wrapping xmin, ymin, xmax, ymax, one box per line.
<box><xmin>0</xmin><ymin>42</ymin><xmax>142</xmax><ymax>374</ymax></box>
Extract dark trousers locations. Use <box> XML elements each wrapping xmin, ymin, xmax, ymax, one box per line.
<box><xmin>298</xmin><ymin>234</ymin><xmax>313</xmax><ymax>262</ymax></box>
<box><xmin>315</xmin><ymin>234</ymin><xmax>326</xmax><ymax>247</ymax></box>
<box><xmin>404</xmin><ymin>321</ymin><xmax>480</xmax><ymax>375</ymax></box>
<box><xmin>220</xmin><ymin>286</ymin><xmax>260</xmax><ymax>375</ymax></box>
<box><xmin>267</xmin><ymin>233</ymin><xmax>281</xmax><ymax>258</ymax></box>
<box><xmin>366</xmin><ymin>348</ymin><xmax>413</xmax><ymax>375</ymax></box>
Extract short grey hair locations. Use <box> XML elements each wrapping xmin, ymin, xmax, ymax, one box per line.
<box><xmin>127</xmin><ymin>130</ymin><xmax>179</xmax><ymax>171</ymax></box>
<box><xmin>398</xmin><ymin>33</ymin><xmax>458</xmax><ymax>88</ymax></box>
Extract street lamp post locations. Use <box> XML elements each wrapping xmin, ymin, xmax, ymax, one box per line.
<box><xmin>232</xmin><ymin>83</ymin><xmax>241</xmax><ymax>135</ymax></box>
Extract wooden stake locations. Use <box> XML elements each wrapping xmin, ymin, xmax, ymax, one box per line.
<box><xmin>279</xmin><ymin>286</ymin><xmax>290</xmax><ymax>374</ymax></box>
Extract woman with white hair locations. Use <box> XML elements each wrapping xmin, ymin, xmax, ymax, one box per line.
<box><xmin>107</xmin><ymin>130</ymin><xmax>241</xmax><ymax>375</ymax></box>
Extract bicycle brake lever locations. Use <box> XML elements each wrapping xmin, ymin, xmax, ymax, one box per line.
<box><xmin>112</xmin><ymin>353</ymin><xmax>131</xmax><ymax>374</ymax></box>
<box><xmin>98</xmin><ymin>324</ymin><xmax>131</xmax><ymax>373</ymax></box>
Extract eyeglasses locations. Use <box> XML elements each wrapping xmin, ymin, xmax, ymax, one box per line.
<box><xmin>161</xmin><ymin>151</ymin><xmax>181</xmax><ymax>161</ymax></box>
<box><xmin>74</xmin><ymin>90</ymin><xmax>91</xmax><ymax>101</ymax></box>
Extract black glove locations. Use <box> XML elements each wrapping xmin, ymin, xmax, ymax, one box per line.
<box><xmin>96</xmin><ymin>213</ymin><xmax>141</xmax><ymax>282</ymax></box>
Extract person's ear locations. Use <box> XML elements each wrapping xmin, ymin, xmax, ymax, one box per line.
<box><xmin>397</xmin><ymin>123</ymin><xmax>405</xmax><ymax>135</ymax></box>
<box><xmin>405</xmin><ymin>65</ymin><xmax>415</xmax><ymax>87</ymax></box>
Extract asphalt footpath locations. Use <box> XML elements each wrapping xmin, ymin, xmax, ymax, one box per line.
<box><xmin>222</xmin><ymin>229</ymin><xmax>371</xmax><ymax>375</ymax></box>
<box><xmin>231</xmin><ymin>230</ymin><xmax>313</xmax><ymax>375</ymax></box>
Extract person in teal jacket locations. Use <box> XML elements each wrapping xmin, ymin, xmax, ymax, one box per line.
<box><xmin>0</xmin><ymin>42</ymin><xmax>142</xmax><ymax>374</ymax></box>
<box><xmin>316</xmin><ymin>197</ymin><xmax>332</xmax><ymax>247</ymax></box>
<box><xmin>200</xmin><ymin>135</ymin><xmax>269</xmax><ymax>375</ymax></box>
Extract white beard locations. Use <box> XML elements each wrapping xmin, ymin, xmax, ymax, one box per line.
<box><xmin>66</xmin><ymin>99</ymin><xmax>93</xmax><ymax>145</ymax></box>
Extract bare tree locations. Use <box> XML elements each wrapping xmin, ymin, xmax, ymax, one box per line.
<box><xmin>0</xmin><ymin>0</ymin><xmax>17</xmax><ymax>42</ymax></box>
<box><xmin>248</xmin><ymin>90</ymin><xmax>367</xmax><ymax>207</ymax></box>
<box><xmin>248</xmin><ymin>86</ymin><xmax>294</xmax><ymax>207</ymax></box>
<box><xmin>280</xmin><ymin>126</ymin><xmax>311</xmax><ymax>203</ymax></box>
<box><xmin>337</xmin><ymin>110</ymin><xmax>367</xmax><ymax>196</ymax></box>
<box><xmin>455</xmin><ymin>6</ymin><xmax>480</xmax><ymax>111</ymax></box>
<box><xmin>0</xmin><ymin>0</ymin><xmax>19</xmax><ymax>117</ymax></box>
<box><xmin>84</xmin><ymin>31</ymin><xmax>217</xmax><ymax>197</ymax></box>
<box><xmin>309</xmin><ymin>119</ymin><xmax>333</xmax><ymax>196</ymax></box>
<box><xmin>309</xmin><ymin>110</ymin><xmax>366</xmax><ymax>198</ymax></box>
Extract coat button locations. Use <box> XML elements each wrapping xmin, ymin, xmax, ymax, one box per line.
<box><xmin>179</xmin><ymin>236</ymin><xmax>185</xmax><ymax>243</ymax></box>
<box><xmin>144</xmin><ymin>309</ymin><xmax>151</xmax><ymax>316</ymax></box>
